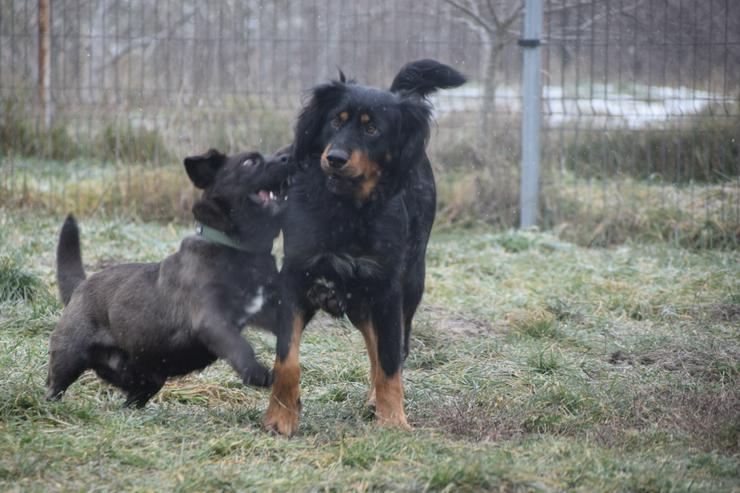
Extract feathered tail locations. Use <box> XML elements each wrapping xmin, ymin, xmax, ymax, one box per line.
<box><xmin>56</xmin><ymin>214</ymin><xmax>86</xmax><ymax>305</ymax></box>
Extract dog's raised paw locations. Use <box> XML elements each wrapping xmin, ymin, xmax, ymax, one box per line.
<box><xmin>307</xmin><ymin>279</ymin><xmax>346</xmax><ymax>317</ymax></box>
<box><xmin>324</xmin><ymin>294</ymin><xmax>346</xmax><ymax>317</ymax></box>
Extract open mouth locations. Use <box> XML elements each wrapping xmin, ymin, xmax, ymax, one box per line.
<box><xmin>248</xmin><ymin>176</ymin><xmax>291</xmax><ymax>210</ymax></box>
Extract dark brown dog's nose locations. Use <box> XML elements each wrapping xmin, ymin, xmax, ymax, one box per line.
<box><xmin>326</xmin><ymin>149</ymin><xmax>349</xmax><ymax>169</ymax></box>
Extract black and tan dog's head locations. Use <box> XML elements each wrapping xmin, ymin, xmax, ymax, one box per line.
<box><xmin>292</xmin><ymin>59</ymin><xmax>466</xmax><ymax>204</ymax></box>
<box><xmin>184</xmin><ymin>146</ymin><xmax>294</xmax><ymax>249</ymax></box>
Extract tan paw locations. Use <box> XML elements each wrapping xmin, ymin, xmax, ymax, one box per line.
<box><xmin>375</xmin><ymin>410</ymin><xmax>413</xmax><ymax>431</ymax></box>
<box><xmin>263</xmin><ymin>399</ymin><xmax>300</xmax><ymax>437</ymax></box>
<box><xmin>366</xmin><ymin>387</ymin><xmax>377</xmax><ymax>408</ymax></box>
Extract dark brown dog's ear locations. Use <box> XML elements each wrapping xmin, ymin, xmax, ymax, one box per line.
<box><xmin>184</xmin><ymin>148</ymin><xmax>226</xmax><ymax>189</ymax></box>
<box><xmin>397</xmin><ymin>98</ymin><xmax>432</xmax><ymax>168</ymax></box>
<box><xmin>192</xmin><ymin>199</ymin><xmax>234</xmax><ymax>232</ymax></box>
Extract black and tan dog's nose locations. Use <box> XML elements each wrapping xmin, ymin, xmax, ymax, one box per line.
<box><xmin>326</xmin><ymin>149</ymin><xmax>349</xmax><ymax>169</ymax></box>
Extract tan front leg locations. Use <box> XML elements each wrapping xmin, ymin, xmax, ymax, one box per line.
<box><xmin>357</xmin><ymin>322</ymin><xmax>379</xmax><ymax>407</ymax></box>
<box><xmin>375</xmin><ymin>370</ymin><xmax>411</xmax><ymax>430</ymax></box>
<box><xmin>264</xmin><ymin>312</ymin><xmax>303</xmax><ymax>436</ymax></box>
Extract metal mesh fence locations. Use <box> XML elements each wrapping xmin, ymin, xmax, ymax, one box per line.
<box><xmin>540</xmin><ymin>0</ymin><xmax>739</xmax><ymax>244</ymax></box>
<box><xmin>1</xmin><ymin>0</ymin><xmax>738</xmax><ymax>243</ymax></box>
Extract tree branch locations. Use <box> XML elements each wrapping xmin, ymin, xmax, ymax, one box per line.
<box><xmin>107</xmin><ymin>9</ymin><xmax>196</xmax><ymax>68</ymax></box>
<box><xmin>485</xmin><ymin>0</ymin><xmax>498</xmax><ymax>21</ymax></box>
<box><xmin>501</xmin><ymin>3</ymin><xmax>524</xmax><ymax>31</ymax></box>
<box><xmin>442</xmin><ymin>0</ymin><xmax>495</xmax><ymax>34</ymax></box>
<box><xmin>486</xmin><ymin>0</ymin><xmax>503</xmax><ymax>29</ymax></box>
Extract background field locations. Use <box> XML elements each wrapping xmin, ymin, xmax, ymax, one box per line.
<box><xmin>1</xmin><ymin>209</ymin><xmax>738</xmax><ymax>492</ymax></box>
<box><xmin>2</xmin><ymin>0</ymin><xmax>739</xmax><ymax>238</ymax></box>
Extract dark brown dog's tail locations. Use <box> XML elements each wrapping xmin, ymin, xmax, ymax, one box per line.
<box><xmin>56</xmin><ymin>214</ymin><xmax>86</xmax><ymax>306</ymax></box>
<box><xmin>389</xmin><ymin>59</ymin><xmax>466</xmax><ymax>98</ymax></box>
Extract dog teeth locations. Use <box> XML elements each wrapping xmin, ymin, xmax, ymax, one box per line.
<box><xmin>269</xmin><ymin>191</ymin><xmax>275</xmax><ymax>200</ymax></box>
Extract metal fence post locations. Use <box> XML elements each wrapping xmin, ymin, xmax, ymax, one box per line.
<box><xmin>519</xmin><ymin>0</ymin><xmax>543</xmax><ymax>229</ymax></box>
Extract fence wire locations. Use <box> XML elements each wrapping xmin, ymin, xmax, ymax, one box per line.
<box><xmin>1</xmin><ymin>0</ymin><xmax>738</xmax><ymax>244</ymax></box>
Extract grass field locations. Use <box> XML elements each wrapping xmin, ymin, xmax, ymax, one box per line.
<box><xmin>0</xmin><ymin>209</ymin><xmax>738</xmax><ymax>492</ymax></box>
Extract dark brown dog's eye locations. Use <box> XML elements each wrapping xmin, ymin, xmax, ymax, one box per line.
<box><xmin>242</xmin><ymin>159</ymin><xmax>254</xmax><ymax>167</ymax></box>
<box><xmin>330</xmin><ymin>117</ymin><xmax>342</xmax><ymax>129</ymax></box>
<box><xmin>365</xmin><ymin>125</ymin><xmax>378</xmax><ymax>136</ymax></box>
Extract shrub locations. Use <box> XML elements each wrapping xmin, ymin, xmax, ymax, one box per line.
<box><xmin>0</xmin><ymin>99</ymin><xmax>80</xmax><ymax>161</ymax></box>
<box><xmin>199</xmin><ymin>110</ymin><xmax>293</xmax><ymax>155</ymax></box>
<box><xmin>562</xmin><ymin>111</ymin><xmax>740</xmax><ymax>183</ymax></box>
<box><xmin>0</xmin><ymin>256</ymin><xmax>43</xmax><ymax>303</ymax></box>
<box><xmin>95</xmin><ymin>123</ymin><xmax>173</xmax><ymax>164</ymax></box>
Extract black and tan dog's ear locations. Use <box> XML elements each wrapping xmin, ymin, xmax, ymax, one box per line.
<box><xmin>397</xmin><ymin>98</ymin><xmax>433</xmax><ymax>167</ymax></box>
<box><xmin>184</xmin><ymin>148</ymin><xmax>227</xmax><ymax>189</ymax></box>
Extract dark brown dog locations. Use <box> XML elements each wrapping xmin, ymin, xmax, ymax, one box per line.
<box><xmin>46</xmin><ymin>148</ymin><xmax>293</xmax><ymax>407</ymax></box>
<box><xmin>265</xmin><ymin>60</ymin><xmax>466</xmax><ymax>435</ymax></box>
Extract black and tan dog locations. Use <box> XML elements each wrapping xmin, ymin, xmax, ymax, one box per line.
<box><xmin>264</xmin><ymin>59</ymin><xmax>466</xmax><ymax>435</ymax></box>
<box><xmin>46</xmin><ymin>148</ymin><xmax>294</xmax><ymax>407</ymax></box>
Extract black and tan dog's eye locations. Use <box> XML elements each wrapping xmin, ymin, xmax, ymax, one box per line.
<box><xmin>330</xmin><ymin>117</ymin><xmax>342</xmax><ymax>129</ymax></box>
<box><xmin>365</xmin><ymin>125</ymin><xmax>378</xmax><ymax>136</ymax></box>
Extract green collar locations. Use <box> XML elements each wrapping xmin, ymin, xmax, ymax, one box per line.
<box><xmin>195</xmin><ymin>222</ymin><xmax>250</xmax><ymax>252</ymax></box>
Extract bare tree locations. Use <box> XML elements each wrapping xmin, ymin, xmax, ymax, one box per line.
<box><xmin>441</xmin><ymin>0</ymin><xmax>653</xmax><ymax>153</ymax></box>
<box><xmin>442</xmin><ymin>0</ymin><xmax>523</xmax><ymax>153</ymax></box>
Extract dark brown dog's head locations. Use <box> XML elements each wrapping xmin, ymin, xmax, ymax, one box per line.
<box><xmin>292</xmin><ymin>59</ymin><xmax>465</xmax><ymax>204</ymax></box>
<box><xmin>184</xmin><ymin>147</ymin><xmax>294</xmax><ymax>250</ymax></box>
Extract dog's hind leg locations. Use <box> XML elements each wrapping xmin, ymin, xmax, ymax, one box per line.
<box><xmin>346</xmin><ymin>303</ymin><xmax>378</xmax><ymax>409</ymax></box>
<box><xmin>357</xmin><ymin>321</ymin><xmax>380</xmax><ymax>409</ymax></box>
<box><xmin>370</xmin><ymin>288</ymin><xmax>412</xmax><ymax>430</ymax></box>
<box><xmin>122</xmin><ymin>373</ymin><xmax>166</xmax><ymax>408</ymax></box>
<box><xmin>402</xmin><ymin>262</ymin><xmax>426</xmax><ymax>361</ymax></box>
<box><xmin>46</xmin><ymin>319</ymin><xmax>95</xmax><ymax>400</ymax></box>
<box><xmin>46</xmin><ymin>343</ymin><xmax>88</xmax><ymax>401</ymax></box>
<box><xmin>90</xmin><ymin>350</ymin><xmax>165</xmax><ymax>408</ymax></box>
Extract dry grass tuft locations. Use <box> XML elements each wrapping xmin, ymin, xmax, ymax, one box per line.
<box><xmin>1</xmin><ymin>162</ymin><xmax>199</xmax><ymax>223</ymax></box>
<box><xmin>546</xmin><ymin>178</ymin><xmax>740</xmax><ymax>248</ymax></box>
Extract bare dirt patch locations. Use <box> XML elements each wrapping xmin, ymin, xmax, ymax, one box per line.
<box><xmin>419</xmin><ymin>395</ymin><xmax>523</xmax><ymax>442</ymax></box>
<box><xmin>615</xmin><ymin>386</ymin><xmax>740</xmax><ymax>452</ymax></box>
<box><xmin>420</xmin><ymin>305</ymin><xmax>495</xmax><ymax>338</ymax></box>
<box><xmin>608</xmin><ymin>345</ymin><xmax>739</xmax><ymax>382</ymax></box>
<box><xmin>687</xmin><ymin>302</ymin><xmax>740</xmax><ymax>323</ymax></box>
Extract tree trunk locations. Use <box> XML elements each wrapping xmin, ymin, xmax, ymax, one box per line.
<box><xmin>38</xmin><ymin>0</ymin><xmax>52</xmax><ymax>130</ymax></box>
<box><xmin>476</xmin><ymin>35</ymin><xmax>500</xmax><ymax>156</ymax></box>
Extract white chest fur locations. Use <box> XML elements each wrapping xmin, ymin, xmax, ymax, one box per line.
<box><xmin>244</xmin><ymin>286</ymin><xmax>265</xmax><ymax>316</ymax></box>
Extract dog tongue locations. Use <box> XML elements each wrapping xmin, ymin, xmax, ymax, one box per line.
<box><xmin>258</xmin><ymin>190</ymin><xmax>270</xmax><ymax>202</ymax></box>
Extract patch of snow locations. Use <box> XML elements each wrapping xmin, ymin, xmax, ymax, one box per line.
<box><xmin>431</xmin><ymin>84</ymin><xmax>727</xmax><ymax>129</ymax></box>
